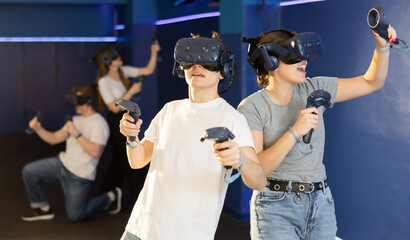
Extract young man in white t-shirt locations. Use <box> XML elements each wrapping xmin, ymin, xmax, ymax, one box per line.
<box><xmin>118</xmin><ymin>33</ymin><xmax>267</xmax><ymax>240</ymax></box>
<box><xmin>21</xmin><ymin>84</ymin><xmax>119</xmax><ymax>222</ymax></box>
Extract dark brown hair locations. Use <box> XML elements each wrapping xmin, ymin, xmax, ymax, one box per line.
<box><xmin>191</xmin><ymin>31</ymin><xmax>231</xmax><ymax>54</ymax></box>
<box><xmin>255</xmin><ymin>30</ymin><xmax>294</xmax><ymax>86</ymax></box>
<box><xmin>72</xmin><ymin>84</ymin><xmax>104</xmax><ymax>111</ymax></box>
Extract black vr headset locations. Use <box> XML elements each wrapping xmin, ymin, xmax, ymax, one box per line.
<box><xmin>64</xmin><ymin>92</ymin><xmax>94</xmax><ymax>107</ymax></box>
<box><xmin>91</xmin><ymin>46</ymin><xmax>120</xmax><ymax>67</ymax></box>
<box><xmin>172</xmin><ymin>37</ymin><xmax>236</xmax><ymax>94</ymax></box>
<box><xmin>242</xmin><ymin>29</ymin><xmax>324</xmax><ymax>74</ymax></box>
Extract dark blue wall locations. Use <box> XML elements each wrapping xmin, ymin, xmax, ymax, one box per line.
<box><xmin>281</xmin><ymin>0</ymin><xmax>410</xmax><ymax>239</ymax></box>
<box><xmin>0</xmin><ymin>4</ymin><xmax>117</xmax><ymax>37</ymax></box>
<box><xmin>0</xmin><ymin>3</ymin><xmax>124</xmax><ymax>133</ymax></box>
<box><xmin>0</xmin><ymin>41</ymin><xmax>108</xmax><ymax>133</ymax></box>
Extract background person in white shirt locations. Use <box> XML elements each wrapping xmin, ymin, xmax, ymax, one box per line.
<box><xmin>21</xmin><ymin>84</ymin><xmax>117</xmax><ymax>222</ymax></box>
<box><xmin>91</xmin><ymin>42</ymin><xmax>160</xmax><ymax>208</ymax></box>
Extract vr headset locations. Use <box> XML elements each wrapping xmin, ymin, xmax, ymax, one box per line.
<box><xmin>90</xmin><ymin>46</ymin><xmax>120</xmax><ymax>67</ymax></box>
<box><xmin>64</xmin><ymin>93</ymin><xmax>94</xmax><ymax>107</ymax></box>
<box><xmin>243</xmin><ymin>29</ymin><xmax>324</xmax><ymax>73</ymax></box>
<box><xmin>172</xmin><ymin>37</ymin><xmax>236</xmax><ymax>94</ymax></box>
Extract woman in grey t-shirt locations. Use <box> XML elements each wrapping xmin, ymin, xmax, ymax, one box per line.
<box><xmin>238</xmin><ymin>27</ymin><xmax>397</xmax><ymax>239</ymax></box>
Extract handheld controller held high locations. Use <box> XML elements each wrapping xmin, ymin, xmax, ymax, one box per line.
<box><xmin>303</xmin><ymin>90</ymin><xmax>332</xmax><ymax>144</ymax></box>
<box><xmin>200</xmin><ymin>127</ymin><xmax>235</xmax><ymax>169</ymax></box>
<box><xmin>26</xmin><ymin>110</ymin><xmax>43</xmax><ymax>134</ymax></box>
<box><xmin>115</xmin><ymin>99</ymin><xmax>141</xmax><ymax>142</ymax></box>
<box><xmin>367</xmin><ymin>6</ymin><xmax>398</xmax><ymax>44</ymax></box>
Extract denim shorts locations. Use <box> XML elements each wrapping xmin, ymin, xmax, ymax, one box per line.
<box><xmin>250</xmin><ymin>185</ymin><xmax>337</xmax><ymax>240</ymax></box>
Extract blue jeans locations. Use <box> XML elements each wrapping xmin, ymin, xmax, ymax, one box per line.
<box><xmin>22</xmin><ymin>156</ymin><xmax>110</xmax><ymax>222</ymax></box>
<box><xmin>250</xmin><ymin>185</ymin><xmax>337</xmax><ymax>240</ymax></box>
<box><xmin>120</xmin><ymin>231</ymin><xmax>141</xmax><ymax>240</ymax></box>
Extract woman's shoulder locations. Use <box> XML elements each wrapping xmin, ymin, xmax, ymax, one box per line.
<box><xmin>307</xmin><ymin>76</ymin><xmax>337</xmax><ymax>83</ymax></box>
<box><xmin>238</xmin><ymin>89</ymin><xmax>266</xmax><ymax>107</ymax></box>
<box><xmin>97</xmin><ymin>75</ymin><xmax>112</xmax><ymax>86</ymax></box>
<box><xmin>120</xmin><ymin>66</ymin><xmax>138</xmax><ymax>77</ymax></box>
<box><xmin>297</xmin><ymin>76</ymin><xmax>338</xmax><ymax>92</ymax></box>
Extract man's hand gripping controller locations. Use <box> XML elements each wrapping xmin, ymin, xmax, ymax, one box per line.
<box><xmin>26</xmin><ymin>110</ymin><xmax>43</xmax><ymax>134</ymax></box>
<box><xmin>115</xmin><ymin>99</ymin><xmax>141</xmax><ymax>142</ymax></box>
<box><xmin>200</xmin><ymin>127</ymin><xmax>235</xmax><ymax>169</ymax></box>
<box><xmin>303</xmin><ymin>90</ymin><xmax>331</xmax><ymax>144</ymax></box>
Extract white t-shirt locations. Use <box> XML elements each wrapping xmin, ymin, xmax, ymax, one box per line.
<box><xmin>97</xmin><ymin>66</ymin><xmax>139</xmax><ymax>104</ymax></box>
<box><xmin>59</xmin><ymin>113</ymin><xmax>110</xmax><ymax>180</ymax></box>
<box><xmin>125</xmin><ymin>98</ymin><xmax>255</xmax><ymax>240</ymax></box>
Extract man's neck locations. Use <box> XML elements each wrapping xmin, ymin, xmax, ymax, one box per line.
<box><xmin>81</xmin><ymin>108</ymin><xmax>96</xmax><ymax>117</ymax></box>
<box><xmin>189</xmin><ymin>87</ymin><xmax>219</xmax><ymax>103</ymax></box>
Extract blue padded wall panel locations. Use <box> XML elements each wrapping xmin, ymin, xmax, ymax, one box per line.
<box><xmin>0</xmin><ymin>42</ymin><xmax>110</xmax><ymax>134</ymax></box>
<box><xmin>0</xmin><ymin>43</ymin><xmax>25</xmax><ymax>134</ymax></box>
<box><xmin>0</xmin><ymin>4</ymin><xmax>116</xmax><ymax>37</ymax></box>
<box><xmin>22</xmin><ymin>43</ymin><xmax>60</xmax><ymax>131</ymax></box>
<box><xmin>55</xmin><ymin>43</ymin><xmax>105</xmax><ymax>125</ymax></box>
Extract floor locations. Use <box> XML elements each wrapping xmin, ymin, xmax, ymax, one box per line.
<box><xmin>0</xmin><ymin>135</ymin><xmax>251</xmax><ymax>240</ymax></box>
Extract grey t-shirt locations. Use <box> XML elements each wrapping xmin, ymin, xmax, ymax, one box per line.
<box><xmin>237</xmin><ymin>77</ymin><xmax>338</xmax><ymax>182</ymax></box>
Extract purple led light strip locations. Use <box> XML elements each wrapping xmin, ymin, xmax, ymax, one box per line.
<box><xmin>155</xmin><ymin>12</ymin><xmax>221</xmax><ymax>25</ymax></box>
<box><xmin>0</xmin><ymin>37</ymin><xmax>118</xmax><ymax>42</ymax></box>
<box><xmin>280</xmin><ymin>0</ymin><xmax>326</xmax><ymax>6</ymax></box>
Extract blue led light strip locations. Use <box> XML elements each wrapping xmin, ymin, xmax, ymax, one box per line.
<box><xmin>155</xmin><ymin>12</ymin><xmax>221</xmax><ymax>25</ymax></box>
<box><xmin>0</xmin><ymin>37</ymin><xmax>118</xmax><ymax>42</ymax></box>
<box><xmin>280</xmin><ymin>0</ymin><xmax>326</xmax><ymax>6</ymax></box>
<box><xmin>114</xmin><ymin>24</ymin><xmax>125</xmax><ymax>30</ymax></box>
<box><xmin>172</xmin><ymin>0</ymin><xmax>187</xmax><ymax>7</ymax></box>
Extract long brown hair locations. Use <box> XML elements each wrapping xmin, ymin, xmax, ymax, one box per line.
<box><xmin>93</xmin><ymin>47</ymin><xmax>131</xmax><ymax>107</ymax></box>
<box><xmin>95</xmin><ymin>59</ymin><xmax>130</xmax><ymax>89</ymax></box>
<box><xmin>254</xmin><ymin>30</ymin><xmax>295</xmax><ymax>87</ymax></box>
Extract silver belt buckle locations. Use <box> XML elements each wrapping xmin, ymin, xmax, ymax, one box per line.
<box><xmin>300</xmin><ymin>182</ymin><xmax>314</xmax><ymax>193</ymax></box>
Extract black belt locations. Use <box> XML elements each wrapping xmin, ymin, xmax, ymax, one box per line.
<box><xmin>266</xmin><ymin>179</ymin><xmax>328</xmax><ymax>194</ymax></box>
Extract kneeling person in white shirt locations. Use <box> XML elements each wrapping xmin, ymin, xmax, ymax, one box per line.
<box><xmin>21</xmin><ymin>84</ymin><xmax>120</xmax><ymax>222</ymax></box>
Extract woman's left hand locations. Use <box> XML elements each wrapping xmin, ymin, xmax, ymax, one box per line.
<box><xmin>151</xmin><ymin>40</ymin><xmax>161</xmax><ymax>53</ymax></box>
<box><xmin>373</xmin><ymin>24</ymin><xmax>397</xmax><ymax>49</ymax></box>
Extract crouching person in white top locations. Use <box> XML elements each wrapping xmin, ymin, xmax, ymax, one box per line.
<box><xmin>21</xmin><ymin>84</ymin><xmax>121</xmax><ymax>222</ymax></box>
<box><xmin>118</xmin><ymin>32</ymin><xmax>267</xmax><ymax>240</ymax></box>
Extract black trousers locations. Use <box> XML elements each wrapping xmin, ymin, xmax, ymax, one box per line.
<box><xmin>100</xmin><ymin>111</ymin><xmax>149</xmax><ymax>207</ymax></box>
